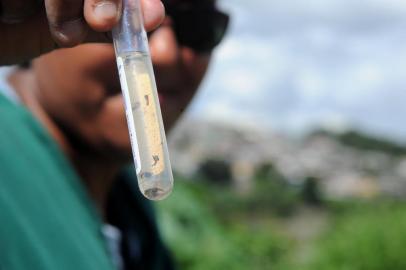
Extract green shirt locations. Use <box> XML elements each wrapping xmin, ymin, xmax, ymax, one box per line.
<box><xmin>0</xmin><ymin>92</ymin><xmax>174</xmax><ymax>270</ymax></box>
<box><xmin>0</xmin><ymin>93</ymin><xmax>116</xmax><ymax>270</ymax></box>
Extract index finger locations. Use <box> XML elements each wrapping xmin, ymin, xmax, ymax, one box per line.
<box><xmin>46</xmin><ymin>0</ymin><xmax>164</xmax><ymax>47</ymax></box>
<box><xmin>45</xmin><ymin>0</ymin><xmax>88</xmax><ymax>47</ymax></box>
<box><xmin>84</xmin><ymin>0</ymin><xmax>165</xmax><ymax>32</ymax></box>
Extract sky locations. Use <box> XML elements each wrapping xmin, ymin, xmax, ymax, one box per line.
<box><xmin>188</xmin><ymin>0</ymin><xmax>406</xmax><ymax>142</ymax></box>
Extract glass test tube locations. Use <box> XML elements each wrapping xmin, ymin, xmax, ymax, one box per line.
<box><xmin>113</xmin><ymin>0</ymin><xmax>173</xmax><ymax>200</ymax></box>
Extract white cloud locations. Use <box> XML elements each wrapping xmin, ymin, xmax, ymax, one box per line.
<box><xmin>188</xmin><ymin>0</ymin><xmax>406</xmax><ymax>141</ymax></box>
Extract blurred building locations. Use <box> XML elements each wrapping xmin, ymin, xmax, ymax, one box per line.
<box><xmin>169</xmin><ymin>118</ymin><xmax>406</xmax><ymax>199</ymax></box>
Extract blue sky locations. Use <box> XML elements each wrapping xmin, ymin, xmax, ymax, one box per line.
<box><xmin>188</xmin><ymin>0</ymin><xmax>406</xmax><ymax>142</ymax></box>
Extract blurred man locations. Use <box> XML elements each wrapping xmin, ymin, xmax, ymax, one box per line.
<box><xmin>0</xmin><ymin>0</ymin><xmax>229</xmax><ymax>269</ymax></box>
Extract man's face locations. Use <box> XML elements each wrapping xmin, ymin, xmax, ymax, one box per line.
<box><xmin>32</xmin><ymin>17</ymin><xmax>211</xmax><ymax>159</ymax></box>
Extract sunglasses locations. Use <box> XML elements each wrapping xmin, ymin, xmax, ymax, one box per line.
<box><xmin>162</xmin><ymin>0</ymin><xmax>230</xmax><ymax>53</ymax></box>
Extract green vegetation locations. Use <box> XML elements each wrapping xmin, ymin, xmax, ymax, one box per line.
<box><xmin>201</xmin><ymin>162</ymin><xmax>302</xmax><ymax>219</ymax></box>
<box><xmin>156</xmin><ymin>177</ymin><xmax>291</xmax><ymax>270</ymax></box>
<box><xmin>156</xmin><ymin>128</ymin><xmax>406</xmax><ymax>269</ymax></box>
<box><xmin>305</xmin><ymin>202</ymin><xmax>406</xmax><ymax>270</ymax></box>
<box><xmin>157</xmin><ymin>177</ymin><xmax>406</xmax><ymax>270</ymax></box>
<box><xmin>314</xmin><ymin>129</ymin><xmax>406</xmax><ymax>156</ymax></box>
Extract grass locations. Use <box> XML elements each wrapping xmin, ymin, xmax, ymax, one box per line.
<box><xmin>156</xmin><ymin>177</ymin><xmax>291</xmax><ymax>270</ymax></box>
<box><xmin>156</xmin><ymin>176</ymin><xmax>406</xmax><ymax>270</ymax></box>
<box><xmin>304</xmin><ymin>201</ymin><xmax>406</xmax><ymax>270</ymax></box>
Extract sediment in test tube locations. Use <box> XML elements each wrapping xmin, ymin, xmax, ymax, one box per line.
<box><xmin>117</xmin><ymin>52</ymin><xmax>173</xmax><ymax>200</ymax></box>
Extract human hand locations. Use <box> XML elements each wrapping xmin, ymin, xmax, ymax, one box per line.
<box><xmin>0</xmin><ymin>0</ymin><xmax>164</xmax><ymax>65</ymax></box>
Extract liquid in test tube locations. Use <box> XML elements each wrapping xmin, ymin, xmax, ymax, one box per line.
<box><xmin>113</xmin><ymin>0</ymin><xmax>173</xmax><ymax>200</ymax></box>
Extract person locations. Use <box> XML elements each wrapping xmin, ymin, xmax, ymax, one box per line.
<box><xmin>0</xmin><ymin>0</ymin><xmax>165</xmax><ymax>65</ymax></box>
<box><xmin>0</xmin><ymin>0</ymin><xmax>229</xmax><ymax>269</ymax></box>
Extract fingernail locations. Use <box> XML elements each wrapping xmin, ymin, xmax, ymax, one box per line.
<box><xmin>94</xmin><ymin>2</ymin><xmax>119</xmax><ymax>21</ymax></box>
<box><xmin>55</xmin><ymin>19</ymin><xmax>87</xmax><ymax>46</ymax></box>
